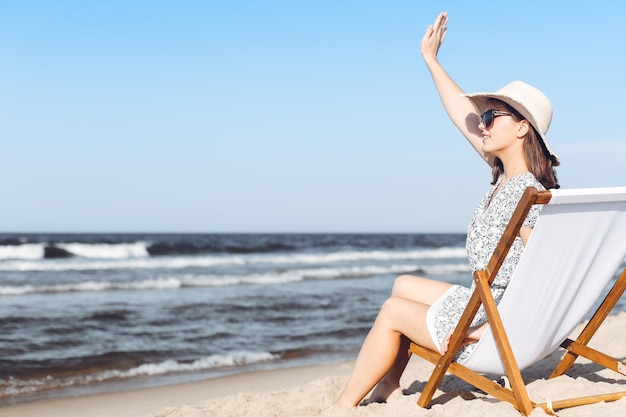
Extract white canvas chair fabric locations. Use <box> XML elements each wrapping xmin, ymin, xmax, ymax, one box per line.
<box><xmin>462</xmin><ymin>186</ymin><xmax>626</xmax><ymax>374</ymax></box>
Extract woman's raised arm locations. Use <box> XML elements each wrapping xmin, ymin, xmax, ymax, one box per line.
<box><xmin>421</xmin><ymin>12</ymin><xmax>492</xmax><ymax>165</ymax></box>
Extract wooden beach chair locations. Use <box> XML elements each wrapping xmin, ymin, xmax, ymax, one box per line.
<box><xmin>409</xmin><ymin>186</ymin><xmax>626</xmax><ymax>415</ymax></box>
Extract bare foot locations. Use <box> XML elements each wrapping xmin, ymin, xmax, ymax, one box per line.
<box><xmin>441</xmin><ymin>323</ymin><xmax>488</xmax><ymax>354</ymax></box>
<box><xmin>366</xmin><ymin>382</ymin><xmax>403</xmax><ymax>404</ymax></box>
<box><xmin>332</xmin><ymin>398</ymin><xmax>356</xmax><ymax>409</ymax></box>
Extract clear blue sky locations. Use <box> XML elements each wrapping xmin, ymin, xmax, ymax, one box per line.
<box><xmin>1</xmin><ymin>1</ymin><xmax>625</xmax><ymax>233</ymax></box>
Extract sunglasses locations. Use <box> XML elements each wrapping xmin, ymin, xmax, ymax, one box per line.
<box><xmin>480</xmin><ymin>109</ymin><xmax>514</xmax><ymax>129</ymax></box>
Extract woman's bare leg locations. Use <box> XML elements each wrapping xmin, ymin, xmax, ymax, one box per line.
<box><xmin>334</xmin><ymin>296</ymin><xmax>438</xmax><ymax>408</ymax></box>
<box><xmin>367</xmin><ymin>334</ymin><xmax>411</xmax><ymax>403</ymax></box>
<box><xmin>392</xmin><ymin>274</ymin><xmax>453</xmax><ymax>304</ymax></box>
<box><xmin>362</xmin><ymin>275</ymin><xmax>454</xmax><ymax>402</ymax></box>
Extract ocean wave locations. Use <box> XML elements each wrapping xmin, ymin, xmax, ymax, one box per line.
<box><xmin>104</xmin><ymin>351</ymin><xmax>279</xmax><ymax>378</ymax></box>
<box><xmin>0</xmin><ymin>277</ymin><xmax>183</xmax><ymax>295</ymax></box>
<box><xmin>0</xmin><ymin>242</ymin><xmax>150</xmax><ymax>261</ymax></box>
<box><xmin>0</xmin><ymin>351</ymin><xmax>279</xmax><ymax>398</ymax></box>
<box><xmin>0</xmin><ymin>262</ymin><xmax>472</xmax><ymax>295</ymax></box>
<box><xmin>57</xmin><ymin>242</ymin><xmax>149</xmax><ymax>259</ymax></box>
<box><xmin>261</xmin><ymin>247</ymin><xmax>466</xmax><ymax>264</ymax></box>
<box><xmin>0</xmin><ymin>247</ymin><xmax>468</xmax><ymax>272</ymax></box>
<box><xmin>0</xmin><ymin>244</ymin><xmax>44</xmax><ymax>261</ymax></box>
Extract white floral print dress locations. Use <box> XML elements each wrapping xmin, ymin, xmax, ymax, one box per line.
<box><xmin>426</xmin><ymin>173</ymin><xmax>545</xmax><ymax>363</ymax></box>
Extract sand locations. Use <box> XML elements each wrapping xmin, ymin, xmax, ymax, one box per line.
<box><xmin>3</xmin><ymin>312</ymin><xmax>626</xmax><ymax>417</ymax></box>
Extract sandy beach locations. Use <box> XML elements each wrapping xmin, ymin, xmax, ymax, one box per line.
<box><xmin>3</xmin><ymin>311</ymin><xmax>626</xmax><ymax>417</ymax></box>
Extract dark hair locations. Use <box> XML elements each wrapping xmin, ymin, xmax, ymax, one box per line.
<box><xmin>490</xmin><ymin>101</ymin><xmax>559</xmax><ymax>189</ymax></box>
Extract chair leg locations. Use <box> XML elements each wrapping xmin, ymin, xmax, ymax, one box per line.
<box><xmin>559</xmin><ymin>338</ymin><xmax>626</xmax><ymax>376</ymax></box>
<box><xmin>416</xmin><ymin>291</ymin><xmax>483</xmax><ymax>407</ymax></box>
<box><xmin>410</xmin><ymin>342</ymin><xmax>543</xmax><ymax>415</ymax></box>
<box><xmin>473</xmin><ymin>270</ymin><xmax>534</xmax><ymax>415</ymax></box>
<box><xmin>416</xmin><ymin>270</ymin><xmax>536</xmax><ymax>415</ymax></box>
<box><xmin>551</xmin><ymin>267</ymin><xmax>626</xmax><ymax>378</ymax></box>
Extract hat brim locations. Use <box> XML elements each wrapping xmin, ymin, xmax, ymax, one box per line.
<box><xmin>463</xmin><ymin>92</ymin><xmax>560</xmax><ymax>166</ymax></box>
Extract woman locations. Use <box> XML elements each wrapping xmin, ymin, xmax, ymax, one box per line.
<box><xmin>334</xmin><ymin>11</ymin><xmax>559</xmax><ymax>408</ymax></box>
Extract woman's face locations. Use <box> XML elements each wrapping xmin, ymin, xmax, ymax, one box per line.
<box><xmin>479</xmin><ymin>101</ymin><xmax>524</xmax><ymax>158</ymax></box>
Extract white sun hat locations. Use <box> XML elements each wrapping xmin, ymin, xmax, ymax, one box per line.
<box><xmin>463</xmin><ymin>81</ymin><xmax>560</xmax><ymax>166</ymax></box>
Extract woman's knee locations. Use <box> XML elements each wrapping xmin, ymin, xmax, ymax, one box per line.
<box><xmin>377</xmin><ymin>297</ymin><xmax>405</xmax><ymax>323</ymax></box>
<box><xmin>392</xmin><ymin>274</ymin><xmax>432</xmax><ymax>297</ymax></box>
<box><xmin>375</xmin><ymin>297</ymin><xmax>431</xmax><ymax>344</ymax></box>
<box><xmin>392</xmin><ymin>274</ymin><xmax>451</xmax><ymax>305</ymax></box>
<box><xmin>391</xmin><ymin>274</ymin><xmax>417</xmax><ymax>297</ymax></box>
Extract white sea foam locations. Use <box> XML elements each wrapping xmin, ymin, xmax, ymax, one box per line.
<box><xmin>0</xmin><ymin>241</ymin><xmax>150</xmax><ymax>261</ymax></box>
<box><xmin>252</xmin><ymin>247</ymin><xmax>467</xmax><ymax>265</ymax></box>
<box><xmin>0</xmin><ymin>284</ymin><xmax>36</xmax><ymax>296</ymax></box>
<box><xmin>0</xmin><ymin>277</ymin><xmax>184</xmax><ymax>295</ymax></box>
<box><xmin>0</xmin><ymin>247</ymin><xmax>467</xmax><ymax>272</ymax></box>
<box><xmin>97</xmin><ymin>351</ymin><xmax>279</xmax><ymax>380</ymax></box>
<box><xmin>0</xmin><ymin>255</ymin><xmax>245</xmax><ymax>272</ymax></box>
<box><xmin>0</xmin><ymin>262</ymin><xmax>472</xmax><ymax>295</ymax></box>
<box><xmin>0</xmin><ymin>351</ymin><xmax>279</xmax><ymax>397</ymax></box>
<box><xmin>0</xmin><ymin>244</ymin><xmax>44</xmax><ymax>260</ymax></box>
<box><xmin>57</xmin><ymin>242</ymin><xmax>150</xmax><ymax>259</ymax></box>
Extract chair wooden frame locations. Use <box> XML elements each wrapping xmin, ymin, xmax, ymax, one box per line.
<box><xmin>409</xmin><ymin>187</ymin><xmax>626</xmax><ymax>415</ymax></box>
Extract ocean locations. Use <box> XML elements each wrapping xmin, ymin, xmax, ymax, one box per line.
<box><xmin>1</xmin><ymin>233</ymin><xmax>623</xmax><ymax>407</ymax></box>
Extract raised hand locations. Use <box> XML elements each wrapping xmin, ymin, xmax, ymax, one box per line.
<box><xmin>421</xmin><ymin>11</ymin><xmax>448</xmax><ymax>63</ymax></box>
